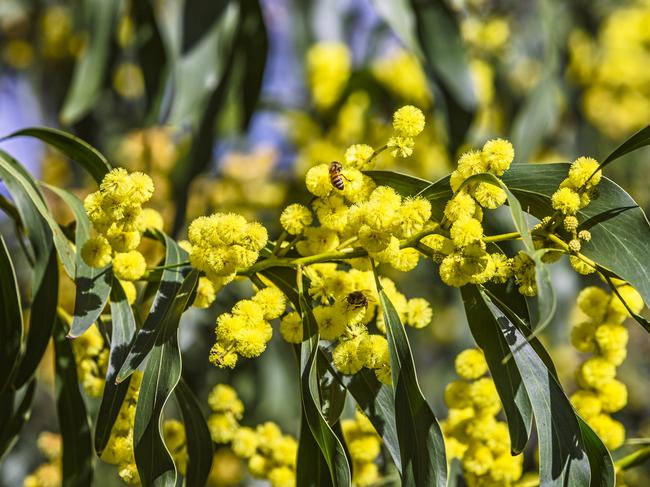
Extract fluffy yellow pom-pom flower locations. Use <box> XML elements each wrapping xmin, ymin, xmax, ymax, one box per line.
<box><xmin>551</xmin><ymin>187</ymin><xmax>581</xmax><ymax>215</ymax></box>
<box><xmin>392</xmin><ymin>105</ymin><xmax>425</xmax><ymax>137</ymax></box>
<box><xmin>112</xmin><ymin>251</ymin><xmax>146</xmax><ymax>281</ymax></box>
<box><xmin>344</xmin><ymin>143</ymin><xmax>375</xmax><ymax>169</ymax></box>
<box><xmin>568</xmin><ymin>156</ymin><xmax>601</xmax><ymax>188</ymax></box>
<box><xmin>280</xmin><ymin>203</ymin><xmax>312</xmax><ymax>235</ymax></box>
<box><xmin>81</xmin><ymin>235</ymin><xmax>112</xmax><ymax>268</ymax></box>
<box><xmin>455</xmin><ymin>348</ymin><xmax>489</xmax><ymax>380</ymax></box>
<box><xmin>481</xmin><ymin>138</ymin><xmax>514</xmax><ymax>175</ymax></box>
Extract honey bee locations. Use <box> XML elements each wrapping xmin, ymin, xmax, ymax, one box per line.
<box><xmin>346</xmin><ymin>290</ymin><xmax>375</xmax><ymax>309</ymax></box>
<box><xmin>329</xmin><ymin>161</ymin><xmax>349</xmax><ymax>190</ymax></box>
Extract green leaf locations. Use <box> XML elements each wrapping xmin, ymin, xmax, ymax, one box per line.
<box><xmin>343</xmin><ymin>369</ymin><xmax>401</xmax><ymax>472</ymax></box>
<box><xmin>12</xmin><ymin>248</ymin><xmax>59</xmax><ymax>388</ymax></box>
<box><xmin>175</xmin><ymin>379</ymin><xmax>214</xmax><ymax>487</ymax></box>
<box><xmin>0</xmin><ymin>235</ymin><xmax>23</xmax><ymax>393</ymax></box>
<box><xmin>117</xmin><ymin>232</ymin><xmax>190</xmax><ymax>382</ymax></box>
<box><xmin>133</xmin><ymin>269</ymin><xmax>199</xmax><ymax>487</ymax></box>
<box><xmin>601</xmin><ymin>124</ymin><xmax>650</xmax><ymax>168</ymax></box>
<box><xmin>2</xmin><ymin>127</ymin><xmax>111</xmax><ymax>184</ymax></box>
<box><xmin>0</xmin><ymin>380</ymin><xmax>36</xmax><ymax>461</ymax></box>
<box><xmin>0</xmin><ymin>150</ymin><xmax>75</xmax><ymax>277</ymax></box>
<box><xmin>60</xmin><ymin>0</ymin><xmax>120</xmax><ymax>124</ymax></box>
<box><xmin>94</xmin><ymin>280</ymin><xmax>137</xmax><ymax>455</ymax></box>
<box><xmin>474</xmin><ymin>288</ymin><xmax>591</xmax><ymax>486</ymax></box>
<box><xmin>501</xmin><ymin>163</ymin><xmax>650</xmax><ymax>309</ymax></box>
<box><xmin>43</xmin><ymin>185</ymin><xmax>113</xmax><ymax>339</ymax></box>
<box><xmin>316</xmin><ymin>353</ymin><xmax>347</xmax><ymax>425</ymax></box>
<box><xmin>461</xmin><ymin>284</ymin><xmax>533</xmax><ymax>455</ymax></box>
<box><xmin>53</xmin><ymin>317</ymin><xmax>93</xmax><ymax>487</ymax></box>
<box><xmin>578</xmin><ymin>417</ymin><xmax>615</xmax><ymax>487</ymax></box>
<box><xmin>375</xmin><ymin>275</ymin><xmax>447</xmax><ymax>486</ymax></box>
<box><xmin>297</xmin><ymin>293</ymin><xmax>352</xmax><ymax>486</ymax></box>
<box><xmin>296</xmin><ymin>407</ymin><xmax>333</xmax><ymax>487</ymax></box>
<box><xmin>239</xmin><ymin>0</ymin><xmax>268</xmax><ymax>128</ymax></box>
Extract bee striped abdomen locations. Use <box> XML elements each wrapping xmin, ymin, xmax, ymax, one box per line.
<box><xmin>329</xmin><ymin>161</ymin><xmax>345</xmax><ymax>190</ymax></box>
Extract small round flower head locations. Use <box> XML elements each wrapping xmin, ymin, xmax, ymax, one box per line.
<box><xmin>390</xmin><ymin>248</ymin><xmax>420</xmax><ymax>272</ymax></box>
<box><xmin>305</xmin><ymin>163</ymin><xmax>333</xmax><ymax>198</ymax></box>
<box><xmin>577</xmin><ymin>357</ymin><xmax>616</xmax><ymax>389</ymax></box>
<box><xmin>444</xmin><ymin>380</ymin><xmax>471</xmax><ymax>409</ymax></box>
<box><xmin>344</xmin><ymin>144</ymin><xmax>375</xmax><ymax>169</ymax></box>
<box><xmin>387</xmin><ymin>135</ymin><xmax>415</xmax><ymax>158</ymax></box>
<box><xmin>280</xmin><ymin>204</ymin><xmax>312</xmax><ymax>235</ymax></box>
<box><xmin>112</xmin><ymin>251</ymin><xmax>146</xmax><ymax>281</ymax></box>
<box><xmin>208</xmin><ymin>413</ymin><xmax>239</xmax><ymax>443</ymax></box>
<box><xmin>482</xmin><ymin>138</ymin><xmax>514</xmax><ymax>175</ymax></box>
<box><xmin>280</xmin><ymin>312</ymin><xmax>303</xmax><ymax>343</ymax></box>
<box><xmin>81</xmin><ymin>235</ymin><xmax>112</xmax><ymax>268</ymax></box>
<box><xmin>353</xmin><ymin>462</ymin><xmax>379</xmax><ymax>487</ymax></box>
<box><xmin>306</xmin><ymin>41</ymin><xmax>351</xmax><ymax>110</ymax></box>
<box><xmin>578</xmin><ymin>230</ymin><xmax>591</xmax><ymax>241</ymax></box>
<box><xmin>392</xmin><ymin>105</ymin><xmax>425</xmax><ymax>137</ymax></box>
<box><xmin>608</xmin><ymin>285</ymin><xmax>644</xmax><ymax>318</ymax></box>
<box><xmin>594</xmin><ymin>323</ymin><xmax>628</xmax><ymax>353</ymax></box>
<box><xmin>405</xmin><ymin>298</ymin><xmax>432</xmax><ymax>328</ymax></box>
<box><xmin>569</xmin><ymin>239</ymin><xmax>582</xmax><ymax>252</ymax></box>
<box><xmin>455</xmin><ymin>348</ymin><xmax>488</xmax><ymax>380</ymax></box>
<box><xmin>252</xmin><ymin>287</ymin><xmax>286</xmax><ymax>320</ymax></box>
<box><xmin>100</xmin><ymin>168</ymin><xmax>133</xmax><ymax>200</ymax></box>
<box><xmin>569</xmin><ymin>156</ymin><xmax>601</xmax><ymax>188</ymax></box>
<box><xmin>589</xmin><ymin>414</ymin><xmax>625</xmax><ymax>451</ymax></box>
<box><xmin>439</xmin><ymin>253</ymin><xmax>471</xmax><ymax>288</ymax></box>
<box><xmin>208</xmin><ymin>384</ymin><xmax>244</xmax><ymax>417</ymax></box>
<box><xmin>107</xmin><ymin>226</ymin><xmax>141</xmax><ymax>252</ymax></box>
<box><xmin>193</xmin><ymin>277</ymin><xmax>217</xmax><ymax>308</ymax></box>
<box><xmin>451</xmin><ymin>150</ymin><xmax>487</xmax><ymax>192</ymax></box>
<box><xmin>332</xmin><ymin>337</ymin><xmax>365</xmax><ymax>375</ymax></box>
<box><xmin>137</xmin><ymin>208</ymin><xmax>164</xmax><ymax>232</ymax></box>
<box><xmin>231</xmin><ymin>426</ymin><xmax>258</xmax><ymax>458</ymax></box>
<box><xmin>563</xmin><ymin>215</ymin><xmax>579</xmax><ymax>232</ymax></box>
<box><xmin>570</xmin><ymin>321</ymin><xmax>597</xmax><ymax>352</ymax></box>
<box><xmin>313</xmin><ymin>305</ymin><xmax>347</xmax><ymax>340</ymax></box>
<box><xmin>462</xmin><ymin>443</ymin><xmax>494</xmax><ymax>476</ymax></box>
<box><xmin>597</xmin><ymin>379</ymin><xmax>628</xmax><ymax>413</ymax></box>
<box><xmin>551</xmin><ymin>187</ymin><xmax>581</xmax><ymax>215</ymax></box>
<box><xmin>472</xmin><ymin>181</ymin><xmax>507</xmax><ymax>209</ymax></box>
<box><xmin>490</xmin><ymin>253</ymin><xmax>512</xmax><ymax>283</ymax></box>
<box><xmin>357</xmin><ymin>334</ymin><xmax>388</xmax><ymax>369</ymax></box>
<box><xmin>450</xmin><ymin>218</ymin><xmax>483</xmax><ymax>247</ymax></box>
<box><xmin>129</xmin><ymin>172</ymin><xmax>154</xmax><ymax>204</ymax></box>
<box><xmin>398</xmin><ymin>197</ymin><xmax>431</xmax><ymax>237</ymax></box>
<box><xmin>268</xmin><ymin>466</ymin><xmax>295</xmax><ymax>487</ymax></box>
<box><xmin>444</xmin><ymin>192</ymin><xmax>476</xmax><ymax>223</ymax></box>
<box><xmin>296</xmin><ymin>226</ymin><xmax>340</xmax><ymax>255</ymax></box>
<box><xmin>209</xmin><ymin>343</ymin><xmax>238</xmax><ymax>369</ymax></box>
<box><xmin>570</xmin><ymin>390</ymin><xmax>602</xmax><ymax>419</ymax></box>
<box><xmin>313</xmin><ymin>195</ymin><xmax>349</xmax><ymax>232</ymax></box>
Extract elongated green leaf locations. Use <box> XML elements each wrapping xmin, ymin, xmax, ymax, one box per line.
<box><xmin>501</xmin><ymin>163</ymin><xmax>650</xmax><ymax>309</ymax></box>
<box><xmin>175</xmin><ymin>380</ymin><xmax>214</xmax><ymax>487</ymax></box>
<box><xmin>240</xmin><ymin>0</ymin><xmax>268</xmax><ymax>128</ymax></box>
<box><xmin>473</xmin><ymin>288</ymin><xmax>591</xmax><ymax>486</ymax></box>
<box><xmin>0</xmin><ymin>380</ymin><xmax>36</xmax><ymax>460</ymax></box>
<box><xmin>371</xmin><ymin>0</ymin><xmax>422</xmax><ymax>58</ymax></box>
<box><xmin>375</xmin><ymin>276</ymin><xmax>447</xmax><ymax>486</ymax></box>
<box><xmin>117</xmin><ymin>233</ymin><xmax>189</xmax><ymax>382</ymax></box>
<box><xmin>53</xmin><ymin>317</ymin><xmax>93</xmax><ymax>486</ymax></box>
<box><xmin>2</xmin><ymin>127</ymin><xmax>111</xmax><ymax>184</ymax></box>
<box><xmin>60</xmin><ymin>0</ymin><xmax>120</xmax><ymax>124</ymax></box>
<box><xmin>0</xmin><ymin>150</ymin><xmax>75</xmax><ymax>277</ymax></box>
<box><xmin>317</xmin><ymin>353</ymin><xmax>347</xmax><ymax>425</ymax></box>
<box><xmin>578</xmin><ymin>418</ymin><xmax>615</xmax><ymax>487</ymax></box>
<box><xmin>94</xmin><ymin>280</ymin><xmax>137</xmax><ymax>455</ymax></box>
<box><xmin>601</xmin><ymin>124</ymin><xmax>650</xmax><ymax>167</ymax></box>
<box><xmin>343</xmin><ymin>369</ymin><xmax>401</xmax><ymax>472</ymax></box>
<box><xmin>461</xmin><ymin>285</ymin><xmax>533</xmax><ymax>455</ymax></box>
<box><xmin>13</xmin><ymin>248</ymin><xmax>58</xmax><ymax>388</ymax></box>
<box><xmin>298</xmin><ymin>293</ymin><xmax>352</xmax><ymax>486</ymax></box>
<box><xmin>296</xmin><ymin>407</ymin><xmax>332</xmax><ymax>487</ymax></box>
<box><xmin>133</xmin><ymin>269</ymin><xmax>199</xmax><ymax>487</ymax></box>
<box><xmin>0</xmin><ymin>235</ymin><xmax>23</xmax><ymax>392</ymax></box>
<box><xmin>43</xmin><ymin>185</ymin><xmax>113</xmax><ymax>339</ymax></box>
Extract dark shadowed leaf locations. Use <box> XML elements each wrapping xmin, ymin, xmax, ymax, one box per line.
<box><xmin>0</xmin><ymin>235</ymin><xmax>23</xmax><ymax>393</ymax></box>
<box><xmin>94</xmin><ymin>280</ymin><xmax>137</xmax><ymax>455</ymax></box>
<box><xmin>296</xmin><ymin>407</ymin><xmax>333</xmax><ymax>487</ymax></box>
<box><xmin>578</xmin><ymin>418</ymin><xmax>615</xmax><ymax>487</ymax></box>
<box><xmin>117</xmin><ymin>232</ymin><xmax>190</xmax><ymax>382</ymax></box>
<box><xmin>133</xmin><ymin>269</ymin><xmax>198</xmax><ymax>487</ymax></box>
<box><xmin>60</xmin><ymin>0</ymin><xmax>120</xmax><ymax>124</ymax></box>
<box><xmin>0</xmin><ymin>150</ymin><xmax>75</xmax><ymax>277</ymax></box>
<box><xmin>461</xmin><ymin>285</ymin><xmax>533</xmax><ymax>455</ymax></box>
<box><xmin>601</xmin><ymin>124</ymin><xmax>650</xmax><ymax>168</ymax></box>
<box><xmin>474</xmin><ymin>288</ymin><xmax>591</xmax><ymax>486</ymax></box>
<box><xmin>317</xmin><ymin>353</ymin><xmax>347</xmax><ymax>425</ymax></box>
<box><xmin>2</xmin><ymin>127</ymin><xmax>111</xmax><ymax>184</ymax></box>
<box><xmin>42</xmin><ymin>185</ymin><xmax>113</xmax><ymax>340</ymax></box>
<box><xmin>175</xmin><ymin>380</ymin><xmax>214</xmax><ymax>487</ymax></box>
<box><xmin>298</xmin><ymin>293</ymin><xmax>352</xmax><ymax>486</ymax></box>
<box><xmin>239</xmin><ymin>0</ymin><xmax>268</xmax><ymax>128</ymax></box>
<box><xmin>375</xmin><ymin>274</ymin><xmax>447</xmax><ymax>487</ymax></box>
<box><xmin>53</xmin><ymin>317</ymin><xmax>93</xmax><ymax>486</ymax></box>
<box><xmin>0</xmin><ymin>380</ymin><xmax>36</xmax><ymax>461</ymax></box>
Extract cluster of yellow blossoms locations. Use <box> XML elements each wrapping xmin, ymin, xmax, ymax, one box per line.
<box><xmin>306</xmin><ymin>42</ymin><xmax>351</xmax><ymax>111</ymax></box>
<box><xmin>430</xmin><ymin>139</ymin><xmax>514</xmax><ymax>289</ymax></box>
<box><xmin>101</xmin><ymin>372</ymin><xmax>143</xmax><ymax>484</ymax></box>
<box><xmin>568</xmin><ymin>1</ymin><xmax>650</xmax><ymax>139</ymax></box>
<box><xmin>207</xmin><ymin>384</ymin><xmax>297</xmax><ymax>487</ymax></box>
<box><xmin>570</xmin><ymin>284</ymin><xmax>644</xmax><ymax>450</ymax></box>
<box><xmin>209</xmin><ymin>287</ymin><xmax>286</xmax><ymax>368</ymax></box>
<box><xmin>82</xmin><ymin>168</ymin><xmax>162</xmax><ymax>282</ymax></box>
<box><xmin>23</xmin><ymin>432</ymin><xmax>62</xmax><ymax>487</ymax></box>
<box><xmin>186</xmin><ymin>212</ymin><xmax>268</xmax><ymax>291</ymax></box>
<box><xmin>442</xmin><ymin>348</ymin><xmax>524</xmax><ymax>486</ymax></box>
<box><xmin>341</xmin><ymin>411</ymin><xmax>383</xmax><ymax>486</ymax></box>
<box><xmin>71</xmin><ymin>324</ymin><xmax>108</xmax><ymax>397</ymax></box>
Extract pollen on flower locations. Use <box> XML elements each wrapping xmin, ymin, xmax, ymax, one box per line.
<box><xmin>392</xmin><ymin>105</ymin><xmax>426</xmax><ymax>137</ymax></box>
<box><xmin>551</xmin><ymin>187</ymin><xmax>581</xmax><ymax>215</ymax></box>
<box><xmin>112</xmin><ymin>251</ymin><xmax>146</xmax><ymax>281</ymax></box>
<box><xmin>344</xmin><ymin>143</ymin><xmax>375</xmax><ymax>169</ymax></box>
<box><xmin>279</xmin><ymin>203</ymin><xmax>312</xmax><ymax>235</ymax></box>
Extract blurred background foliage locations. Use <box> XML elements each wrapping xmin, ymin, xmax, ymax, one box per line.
<box><xmin>2</xmin><ymin>0</ymin><xmax>650</xmax><ymax>485</ymax></box>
